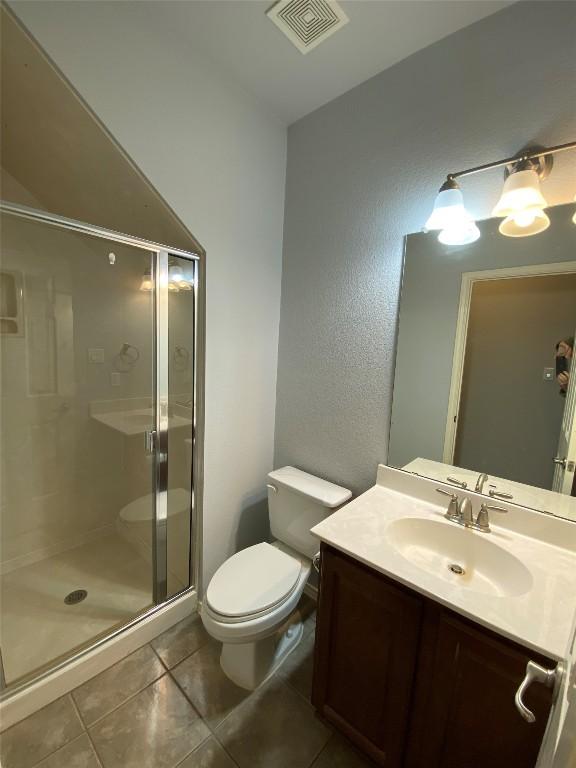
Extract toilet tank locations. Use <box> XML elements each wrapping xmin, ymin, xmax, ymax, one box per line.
<box><xmin>267</xmin><ymin>466</ymin><xmax>352</xmax><ymax>559</ymax></box>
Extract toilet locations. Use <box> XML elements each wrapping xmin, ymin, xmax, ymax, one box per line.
<box><xmin>201</xmin><ymin>466</ymin><xmax>351</xmax><ymax>690</ymax></box>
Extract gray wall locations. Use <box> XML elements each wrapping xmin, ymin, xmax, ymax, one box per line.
<box><xmin>455</xmin><ymin>273</ymin><xmax>576</xmax><ymax>489</ymax></box>
<box><xmin>389</xmin><ymin>206</ymin><xmax>576</xmax><ymax>468</ymax></box>
<box><xmin>275</xmin><ymin>1</ymin><xmax>576</xmax><ymax>495</ymax></box>
<box><xmin>11</xmin><ymin>0</ymin><xmax>287</xmax><ymax>589</ymax></box>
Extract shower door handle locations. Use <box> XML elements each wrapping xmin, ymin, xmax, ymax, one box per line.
<box><xmin>145</xmin><ymin>429</ymin><xmax>157</xmax><ymax>455</ymax></box>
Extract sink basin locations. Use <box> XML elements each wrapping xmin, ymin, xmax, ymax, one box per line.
<box><xmin>386</xmin><ymin>518</ymin><xmax>532</xmax><ymax>597</ymax></box>
<box><xmin>123</xmin><ymin>410</ymin><xmax>153</xmax><ymax>426</ymax></box>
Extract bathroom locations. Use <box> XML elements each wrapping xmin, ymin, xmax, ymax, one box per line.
<box><xmin>0</xmin><ymin>0</ymin><xmax>575</xmax><ymax>766</ymax></box>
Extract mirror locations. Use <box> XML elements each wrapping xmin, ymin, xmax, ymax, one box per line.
<box><xmin>389</xmin><ymin>202</ymin><xmax>576</xmax><ymax>521</ymax></box>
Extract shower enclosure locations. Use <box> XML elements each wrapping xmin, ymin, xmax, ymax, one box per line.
<box><xmin>0</xmin><ymin>202</ymin><xmax>203</xmax><ymax>696</ymax></box>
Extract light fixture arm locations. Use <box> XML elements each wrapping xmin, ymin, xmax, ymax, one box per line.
<box><xmin>446</xmin><ymin>140</ymin><xmax>576</xmax><ymax>182</ymax></box>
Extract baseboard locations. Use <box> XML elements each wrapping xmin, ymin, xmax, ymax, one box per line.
<box><xmin>303</xmin><ymin>582</ymin><xmax>318</xmax><ymax>601</ymax></box>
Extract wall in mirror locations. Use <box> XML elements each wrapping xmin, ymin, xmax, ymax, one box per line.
<box><xmin>389</xmin><ymin>202</ymin><xmax>576</xmax><ymax>521</ymax></box>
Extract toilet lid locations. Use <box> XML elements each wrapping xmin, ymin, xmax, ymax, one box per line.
<box><xmin>206</xmin><ymin>543</ymin><xmax>302</xmax><ymax>618</ymax></box>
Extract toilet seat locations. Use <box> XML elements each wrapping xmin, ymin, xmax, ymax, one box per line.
<box><xmin>206</xmin><ymin>542</ymin><xmax>302</xmax><ymax>621</ymax></box>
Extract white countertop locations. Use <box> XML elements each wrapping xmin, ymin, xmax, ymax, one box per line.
<box><xmin>91</xmin><ymin>408</ymin><xmax>192</xmax><ymax>436</ymax></box>
<box><xmin>311</xmin><ymin>466</ymin><xmax>576</xmax><ymax>661</ymax></box>
<box><xmin>404</xmin><ymin>457</ymin><xmax>576</xmax><ymax>522</ymax></box>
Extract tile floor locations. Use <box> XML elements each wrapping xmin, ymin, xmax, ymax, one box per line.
<box><xmin>0</xmin><ymin>598</ymin><xmax>373</xmax><ymax>768</ymax></box>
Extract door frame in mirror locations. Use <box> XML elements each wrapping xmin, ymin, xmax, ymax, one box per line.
<box><xmin>444</xmin><ymin>261</ymin><xmax>576</xmax><ymax>463</ymax></box>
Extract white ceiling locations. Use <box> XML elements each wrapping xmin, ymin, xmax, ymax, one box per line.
<box><xmin>162</xmin><ymin>0</ymin><xmax>514</xmax><ymax>125</ymax></box>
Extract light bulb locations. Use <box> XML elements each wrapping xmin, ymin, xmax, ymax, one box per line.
<box><xmin>499</xmin><ymin>208</ymin><xmax>550</xmax><ymax>237</ymax></box>
<box><xmin>140</xmin><ymin>269</ymin><xmax>153</xmax><ymax>291</ymax></box>
<box><xmin>438</xmin><ymin>221</ymin><xmax>481</xmax><ymax>246</ymax></box>
<box><xmin>513</xmin><ymin>209</ymin><xmax>537</xmax><ymax>228</ymax></box>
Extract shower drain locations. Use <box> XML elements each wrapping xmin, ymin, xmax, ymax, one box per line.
<box><xmin>64</xmin><ymin>589</ymin><xmax>88</xmax><ymax>605</ymax></box>
<box><xmin>448</xmin><ymin>563</ymin><xmax>466</xmax><ymax>576</ymax></box>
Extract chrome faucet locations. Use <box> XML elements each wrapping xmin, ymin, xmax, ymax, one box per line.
<box><xmin>459</xmin><ymin>498</ymin><xmax>474</xmax><ymax>527</ymax></box>
<box><xmin>436</xmin><ymin>489</ymin><xmax>473</xmax><ymax>526</ymax></box>
<box><xmin>436</xmin><ymin>490</ymin><xmax>508</xmax><ymax>533</ymax></box>
<box><xmin>475</xmin><ymin>473</ymin><xmax>489</xmax><ymax>493</ymax></box>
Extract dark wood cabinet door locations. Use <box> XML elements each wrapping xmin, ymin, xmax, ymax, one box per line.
<box><xmin>312</xmin><ymin>545</ymin><xmax>423</xmax><ymax>767</ymax></box>
<box><xmin>405</xmin><ymin>605</ymin><xmax>555</xmax><ymax>768</ymax></box>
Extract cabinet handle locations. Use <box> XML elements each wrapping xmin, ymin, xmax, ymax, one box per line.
<box><xmin>514</xmin><ymin>661</ymin><xmax>561</xmax><ymax>723</ymax></box>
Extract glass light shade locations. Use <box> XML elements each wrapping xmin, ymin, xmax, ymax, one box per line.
<box><xmin>139</xmin><ymin>270</ymin><xmax>153</xmax><ymax>291</ymax></box>
<box><xmin>169</xmin><ymin>265</ymin><xmax>184</xmax><ymax>283</ymax></box>
<box><xmin>499</xmin><ymin>207</ymin><xmax>550</xmax><ymax>237</ymax></box>
<box><xmin>438</xmin><ymin>220</ymin><xmax>481</xmax><ymax>246</ymax></box>
<box><xmin>425</xmin><ymin>187</ymin><xmax>468</xmax><ymax>231</ymax></box>
<box><xmin>572</xmin><ymin>195</ymin><xmax>576</xmax><ymax>225</ymax></box>
<box><xmin>492</xmin><ymin>169</ymin><xmax>548</xmax><ymax>217</ymax></box>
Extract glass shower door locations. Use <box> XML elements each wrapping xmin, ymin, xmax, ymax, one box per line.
<box><xmin>0</xmin><ymin>209</ymin><xmax>157</xmax><ymax>686</ymax></box>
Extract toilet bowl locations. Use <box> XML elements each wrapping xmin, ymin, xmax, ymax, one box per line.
<box><xmin>201</xmin><ymin>466</ymin><xmax>351</xmax><ymax>690</ymax></box>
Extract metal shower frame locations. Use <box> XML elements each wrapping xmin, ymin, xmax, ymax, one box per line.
<box><xmin>0</xmin><ymin>200</ymin><xmax>206</xmax><ymax>697</ymax></box>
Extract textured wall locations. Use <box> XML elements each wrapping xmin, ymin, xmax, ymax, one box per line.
<box><xmin>275</xmin><ymin>0</ymin><xmax>576</xmax><ymax>495</ymax></box>
<box><xmin>10</xmin><ymin>0</ymin><xmax>287</xmax><ymax>590</ymax></box>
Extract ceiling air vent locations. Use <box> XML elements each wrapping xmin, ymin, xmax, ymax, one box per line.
<box><xmin>266</xmin><ymin>0</ymin><xmax>349</xmax><ymax>55</ymax></box>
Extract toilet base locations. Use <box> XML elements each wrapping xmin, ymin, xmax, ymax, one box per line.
<box><xmin>220</xmin><ymin>619</ymin><xmax>304</xmax><ymax>691</ymax></box>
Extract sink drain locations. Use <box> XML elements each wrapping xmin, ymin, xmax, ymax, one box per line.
<box><xmin>448</xmin><ymin>563</ymin><xmax>466</xmax><ymax>576</ymax></box>
<box><xmin>64</xmin><ymin>589</ymin><xmax>88</xmax><ymax>605</ymax></box>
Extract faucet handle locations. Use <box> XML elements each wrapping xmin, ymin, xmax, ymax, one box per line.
<box><xmin>475</xmin><ymin>502</ymin><xmax>507</xmax><ymax>532</ymax></box>
<box><xmin>436</xmin><ymin>488</ymin><xmax>458</xmax><ymax>499</ymax></box>
<box><xmin>488</xmin><ymin>485</ymin><xmax>513</xmax><ymax>500</ymax></box>
<box><xmin>446</xmin><ymin>476</ymin><xmax>468</xmax><ymax>489</ymax></box>
<box><xmin>436</xmin><ymin>488</ymin><xmax>460</xmax><ymax>521</ymax></box>
<box><xmin>482</xmin><ymin>503</ymin><xmax>508</xmax><ymax>513</ymax></box>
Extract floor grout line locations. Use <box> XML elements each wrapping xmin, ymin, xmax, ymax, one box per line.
<box><xmin>79</xmin><ymin>664</ymin><xmax>168</xmax><ymax>730</ymax></box>
<box><xmin>85</xmin><ymin>730</ymin><xmax>106</xmax><ymax>768</ymax></box>
<box><xmin>210</xmin><ymin>729</ymin><xmax>243</xmax><ymax>768</ymax></box>
<box><xmin>23</xmin><ymin>694</ymin><xmax>88</xmax><ymax>768</ymax></box>
<box><xmin>166</xmin><ymin>666</ymin><xmax>206</xmax><ymax>722</ymax></box>
<box><xmin>68</xmin><ymin>688</ymin><xmax>88</xmax><ymax>730</ymax></box>
<box><xmin>149</xmin><ymin>641</ymin><xmax>171</xmax><ymax>672</ymax></box>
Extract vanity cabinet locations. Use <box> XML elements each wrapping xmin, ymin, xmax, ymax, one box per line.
<box><xmin>312</xmin><ymin>545</ymin><xmax>555</xmax><ymax>768</ymax></box>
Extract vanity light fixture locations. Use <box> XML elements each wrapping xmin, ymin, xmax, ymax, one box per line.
<box><xmin>492</xmin><ymin>157</ymin><xmax>550</xmax><ymax>237</ymax></box>
<box><xmin>425</xmin><ymin>178</ymin><xmax>480</xmax><ymax>245</ymax></box>
<box><xmin>426</xmin><ymin>140</ymin><xmax>576</xmax><ymax>245</ymax></box>
<box><xmin>139</xmin><ymin>267</ymin><xmax>153</xmax><ymax>292</ymax></box>
<box><xmin>168</xmin><ymin>264</ymin><xmax>193</xmax><ymax>291</ymax></box>
<box><xmin>141</xmin><ymin>264</ymin><xmax>194</xmax><ymax>292</ymax></box>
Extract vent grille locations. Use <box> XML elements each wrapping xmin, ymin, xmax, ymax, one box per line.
<box><xmin>267</xmin><ymin>0</ymin><xmax>349</xmax><ymax>54</ymax></box>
